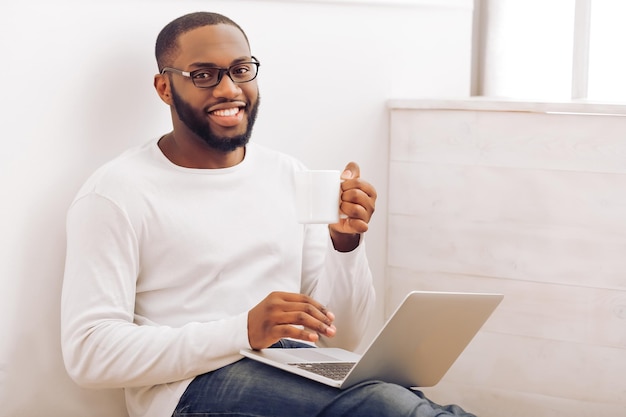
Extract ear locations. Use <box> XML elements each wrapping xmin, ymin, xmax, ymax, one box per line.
<box><xmin>154</xmin><ymin>73</ymin><xmax>173</xmax><ymax>105</ymax></box>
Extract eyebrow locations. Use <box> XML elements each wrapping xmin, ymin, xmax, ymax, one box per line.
<box><xmin>188</xmin><ymin>56</ymin><xmax>253</xmax><ymax>69</ymax></box>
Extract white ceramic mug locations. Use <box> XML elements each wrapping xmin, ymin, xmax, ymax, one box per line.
<box><xmin>294</xmin><ymin>170</ymin><xmax>341</xmax><ymax>224</ymax></box>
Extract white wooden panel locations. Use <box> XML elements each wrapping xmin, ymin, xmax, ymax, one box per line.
<box><xmin>388</xmin><ymin>214</ymin><xmax>626</xmax><ymax>290</ymax></box>
<box><xmin>387</xmin><ymin>269</ymin><xmax>626</xmax><ymax>411</ymax></box>
<box><xmin>389</xmin><ymin>162</ymin><xmax>626</xmax><ymax>230</ymax></box>
<box><xmin>439</xmin><ymin>332</ymin><xmax>626</xmax><ymax>403</ymax></box>
<box><xmin>390</xmin><ymin>109</ymin><xmax>626</xmax><ymax>173</ymax></box>
<box><xmin>386</xmin><ymin>268</ymin><xmax>626</xmax><ymax>349</ymax></box>
<box><xmin>387</xmin><ymin>100</ymin><xmax>626</xmax><ymax>414</ymax></box>
<box><xmin>388</xmin><ymin>97</ymin><xmax>626</xmax><ymax>114</ymax></box>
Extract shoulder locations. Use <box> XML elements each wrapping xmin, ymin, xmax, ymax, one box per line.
<box><xmin>73</xmin><ymin>139</ymin><xmax>158</xmax><ymax>202</ymax></box>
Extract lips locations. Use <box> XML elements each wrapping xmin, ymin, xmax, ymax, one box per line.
<box><xmin>211</xmin><ymin>107</ymin><xmax>240</xmax><ymax>117</ymax></box>
<box><xmin>207</xmin><ymin>103</ymin><xmax>246</xmax><ymax>127</ymax></box>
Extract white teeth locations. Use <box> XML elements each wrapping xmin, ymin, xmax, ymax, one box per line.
<box><xmin>212</xmin><ymin>108</ymin><xmax>240</xmax><ymax>116</ymax></box>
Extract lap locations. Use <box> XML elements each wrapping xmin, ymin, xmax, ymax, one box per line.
<box><xmin>173</xmin><ymin>341</ymin><xmax>476</xmax><ymax>417</ymax></box>
<box><xmin>173</xmin><ymin>353</ymin><xmax>340</xmax><ymax>417</ymax></box>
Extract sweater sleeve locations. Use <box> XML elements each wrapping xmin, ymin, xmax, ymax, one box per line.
<box><xmin>61</xmin><ymin>193</ymin><xmax>250</xmax><ymax>389</ymax></box>
<box><xmin>300</xmin><ymin>224</ymin><xmax>376</xmax><ymax>351</ymax></box>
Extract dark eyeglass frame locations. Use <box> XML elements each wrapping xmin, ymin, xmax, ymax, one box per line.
<box><xmin>161</xmin><ymin>57</ymin><xmax>261</xmax><ymax>88</ymax></box>
<box><xmin>160</xmin><ymin>57</ymin><xmax>260</xmax><ymax>89</ymax></box>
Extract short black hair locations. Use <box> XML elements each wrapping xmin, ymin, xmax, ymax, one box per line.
<box><xmin>155</xmin><ymin>12</ymin><xmax>250</xmax><ymax>71</ymax></box>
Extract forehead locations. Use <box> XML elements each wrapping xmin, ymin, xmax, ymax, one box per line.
<box><xmin>175</xmin><ymin>24</ymin><xmax>250</xmax><ymax>67</ymax></box>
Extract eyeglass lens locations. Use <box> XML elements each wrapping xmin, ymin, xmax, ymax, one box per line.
<box><xmin>192</xmin><ymin>62</ymin><xmax>259</xmax><ymax>88</ymax></box>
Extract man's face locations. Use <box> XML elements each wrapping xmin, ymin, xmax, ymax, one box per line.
<box><xmin>167</xmin><ymin>24</ymin><xmax>260</xmax><ymax>152</ymax></box>
<box><xmin>169</xmin><ymin>79</ymin><xmax>259</xmax><ymax>152</ymax></box>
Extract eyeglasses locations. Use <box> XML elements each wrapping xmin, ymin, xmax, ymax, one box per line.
<box><xmin>160</xmin><ymin>57</ymin><xmax>260</xmax><ymax>88</ymax></box>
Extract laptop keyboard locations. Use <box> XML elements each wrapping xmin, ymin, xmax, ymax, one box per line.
<box><xmin>288</xmin><ymin>362</ymin><xmax>356</xmax><ymax>381</ymax></box>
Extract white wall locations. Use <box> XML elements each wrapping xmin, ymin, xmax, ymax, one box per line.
<box><xmin>0</xmin><ymin>1</ymin><xmax>473</xmax><ymax>416</ymax></box>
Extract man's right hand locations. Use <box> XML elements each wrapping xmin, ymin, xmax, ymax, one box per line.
<box><xmin>247</xmin><ymin>292</ymin><xmax>336</xmax><ymax>350</ymax></box>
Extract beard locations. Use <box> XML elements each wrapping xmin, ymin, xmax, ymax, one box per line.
<box><xmin>170</xmin><ymin>83</ymin><xmax>260</xmax><ymax>153</ymax></box>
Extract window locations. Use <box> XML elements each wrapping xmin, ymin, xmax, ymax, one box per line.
<box><xmin>476</xmin><ymin>0</ymin><xmax>626</xmax><ymax>103</ymax></box>
<box><xmin>587</xmin><ymin>0</ymin><xmax>626</xmax><ymax>102</ymax></box>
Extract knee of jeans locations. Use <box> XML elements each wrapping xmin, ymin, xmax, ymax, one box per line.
<box><xmin>351</xmin><ymin>380</ymin><xmax>403</xmax><ymax>397</ymax></box>
<box><xmin>357</xmin><ymin>381</ymin><xmax>428</xmax><ymax>405</ymax></box>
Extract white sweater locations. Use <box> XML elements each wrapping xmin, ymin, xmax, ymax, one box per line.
<box><xmin>61</xmin><ymin>139</ymin><xmax>375</xmax><ymax>417</ymax></box>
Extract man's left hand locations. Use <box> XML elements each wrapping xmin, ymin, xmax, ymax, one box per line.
<box><xmin>329</xmin><ymin>162</ymin><xmax>377</xmax><ymax>252</ymax></box>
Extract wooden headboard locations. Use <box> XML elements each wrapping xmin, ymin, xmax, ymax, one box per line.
<box><xmin>386</xmin><ymin>99</ymin><xmax>626</xmax><ymax>417</ymax></box>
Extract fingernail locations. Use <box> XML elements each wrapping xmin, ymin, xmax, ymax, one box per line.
<box><xmin>341</xmin><ymin>169</ymin><xmax>353</xmax><ymax>179</ymax></box>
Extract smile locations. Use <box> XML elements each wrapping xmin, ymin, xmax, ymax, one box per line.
<box><xmin>210</xmin><ymin>107</ymin><xmax>242</xmax><ymax>117</ymax></box>
<box><xmin>207</xmin><ymin>105</ymin><xmax>246</xmax><ymax>128</ymax></box>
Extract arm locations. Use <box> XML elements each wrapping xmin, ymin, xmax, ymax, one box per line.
<box><xmin>246</xmin><ymin>162</ymin><xmax>377</xmax><ymax>351</ymax></box>
<box><xmin>320</xmin><ymin>161</ymin><xmax>377</xmax><ymax>348</ymax></box>
<box><xmin>246</xmin><ymin>230</ymin><xmax>375</xmax><ymax>351</ymax></box>
<box><xmin>61</xmin><ymin>194</ymin><xmax>248</xmax><ymax>388</ymax></box>
<box><xmin>313</xmin><ymin>234</ymin><xmax>375</xmax><ymax>350</ymax></box>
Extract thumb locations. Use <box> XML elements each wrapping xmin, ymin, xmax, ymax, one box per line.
<box><xmin>341</xmin><ymin>162</ymin><xmax>360</xmax><ymax>180</ymax></box>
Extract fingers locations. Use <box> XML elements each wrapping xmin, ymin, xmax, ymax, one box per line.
<box><xmin>341</xmin><ymin>182</ymin><xmax>376</xmax><ymax>220</ymax></box>
<box><xmin>334</xmin><ymin>162</ymin><xmax>377</xmax><ymax>234</ymax></box>
<box><xmin>248</xmin><ymin>292</ymin><xmax>336</xmax><ymax>350</ymax></box>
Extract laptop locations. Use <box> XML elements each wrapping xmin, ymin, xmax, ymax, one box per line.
<box><xmin>240</xmin><ymin>290</ymin><xmax>503</xmax><ymax>389</ymax></box>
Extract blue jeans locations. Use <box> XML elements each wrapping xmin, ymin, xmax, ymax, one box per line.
<box><xmin>173</xmin><ymin>340</ymin><xmax>477</xmax><ymax>417</ymax></box>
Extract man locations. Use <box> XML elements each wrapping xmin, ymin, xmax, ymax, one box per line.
<box><xmin>61</xmin><ymin>11</ymin><xmax>476</xmax><ymax>417</ymax></box>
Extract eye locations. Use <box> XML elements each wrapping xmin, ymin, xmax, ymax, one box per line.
<box><xmin>191</xmin><ymin>68</ymin><xmax>219</xmax><ymax>80</ymax></box>
<box><xmin>231</xmin><ymin>63</ymin><xmax>252</xmax><ymax>76</ymax></box>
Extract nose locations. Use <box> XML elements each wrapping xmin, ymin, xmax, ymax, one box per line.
<box><xmin>212</xmin><ymin>71</ymin><xmax>241</xmax><ymax>98</ymax></box>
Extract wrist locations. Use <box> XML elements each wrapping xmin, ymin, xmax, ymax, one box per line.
<box><xmin>329</xmin><ymin>228</ymin><xmax>360</xmax><ymax>252</ymax></box>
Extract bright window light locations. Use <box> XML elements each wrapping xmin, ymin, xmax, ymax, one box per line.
<box><xmin>587</xmin><ymin>0</ymin><xmax>626</xmax><ymax>103</ymax></box>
